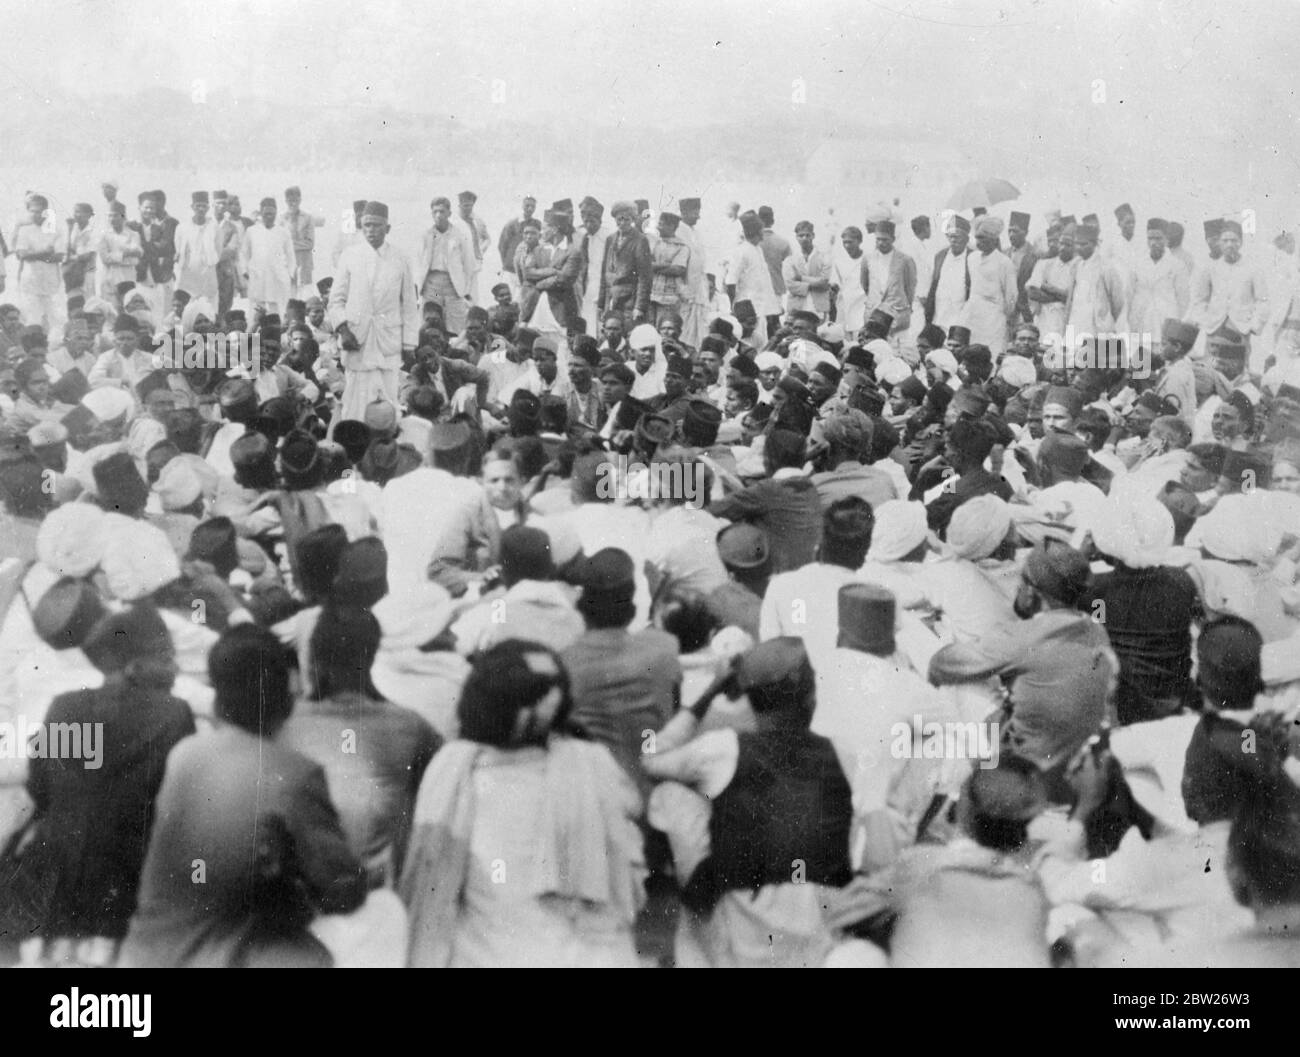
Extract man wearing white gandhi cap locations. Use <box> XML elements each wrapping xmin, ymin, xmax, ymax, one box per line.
<box><xmin>328</xmin><ymin>201</ymin><xmax>421</xmax><ymax>423</ymax></box>
<box><xmin>959</xmin><ymin>215</ymin><xmax>1018</xmax><ymax>358</ymax></box>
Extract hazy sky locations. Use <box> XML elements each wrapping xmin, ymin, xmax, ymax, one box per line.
<box><xmin>1</xmin><ymin>0</ymin><xmax>1296</xmax><ymax>220</ymax></box>
<box><xmin>3</xmin><ymin>0</ymin><xmax>1294</xmax><ymax>127</ymax></box>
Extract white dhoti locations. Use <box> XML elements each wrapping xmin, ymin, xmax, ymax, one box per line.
<box><xmin>340</xmin><ymin>365</ymin><xmax>400</xmax><ymax>422</ymax></box>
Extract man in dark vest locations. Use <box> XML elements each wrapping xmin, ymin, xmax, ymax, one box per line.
<box><xmin>643</xmin><ymin>636</ymin><xmax>853</xmax><ymax>966</ymax></box>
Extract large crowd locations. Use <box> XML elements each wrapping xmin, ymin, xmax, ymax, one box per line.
<box><xmin>1</xmin><ymin>180</ymin><xmax>1299</xmax><ymax>968</ymax></box>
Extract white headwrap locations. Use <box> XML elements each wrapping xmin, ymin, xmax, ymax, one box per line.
<box><xmin>879</xmin><ymin>359</ymin><xmax>914</xmax><ymax>387</ymax></box>
<box><xmin>82</xmin><ymin>387</ymin><xmax>135</xmax><ymax>424</ymax></box>
<box><xmin>998</xmin><ymin>355</ymin><xmax>1037</xmax><ymax>388</ymax></box>
<box><xmin>36</xmin><ymin>503</ymin><xmax>108</xmax><ymax>578</ymax></box>
<box><xmin>628</xmin><ymin>323</ymin><xmax>661</xmax><ymax>351</ymax></box>
<box><xmin>101</xmin><ymin>519</ymin><xmax>180</xmax><ymax>601</ymax></box>
<box><xmin>867</xmin><ymin>500</ymin><xmax>929</xmax><ymax>562</ymax></box>
<box><xmin>924</xmin><ymin>348</ymin><xmax>959</xmax><ymax>377</ymax></box>
<box><xmin>1187</xmin><ymin>493</ymin><xmax>1282</xmax><ymax>565</ymax></box>
<box><xmin>1090</xmin><ymin>496</ymin><xmax>1174</xmax><ymax>569</ymax></box>
<box><xmin>973</xmin><ymin>215</ymin><xmax>1004</xmax><ymax>238</ymax></box>
<box><xmin>755</xmin><ymin>351</ymin><xmax>785</xmax><ymax>372</ymax></box>
<box><xmin>947</xmin><ymin>495</ymin><xmax>1012</xmax><ymax>561</ymax></box>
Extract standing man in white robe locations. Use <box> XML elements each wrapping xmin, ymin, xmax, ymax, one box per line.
<box><xmin>1066</xmin><ymin>222</ymin><xmax>1125</xmax><ymax>340</ymax></box>
<box><xmin>1128</xmin><ymin>218</ymin><xmax>1190</xmax><ymax>352</ymax></box>
<box><xmin>174</xmin><ymin>191</ymin><xmax>220</xmax><ymax>303</ymax></box>
<box><xmin>328</xmin><ymin>201</ymin><xmax>421</xmax><ymax>423</ymax></box>
<box><xmin>676</xmin><ymin>197</ymin><xmax>710</xmax><ymax>348</ymax></box>
<box><xmin>960</xmin><ymin>216</ymin><xmax>1017</xmax><ymax>358</ymax></box>
<box><xmin>831</xmin><ymin>226</ymin><xmax>868</xmax><ymax>335</ymax></box>
<box><xmin>241</xmin><ymin>197</ymin><xmax>295</xmax><ymax>316</ymax></box>
<box><xmin>924</xmin><ymin>214</ymin><xmax>971</xmax><ymax>336</ymax></box>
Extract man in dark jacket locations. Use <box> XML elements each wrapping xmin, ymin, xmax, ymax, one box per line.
<box><xmin>599</xmin><ymin>201</ymin><xmax>653</xmax><ymax>330</ymax></box>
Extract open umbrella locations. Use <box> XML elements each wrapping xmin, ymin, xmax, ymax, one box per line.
<box><xmin>947</xmin><ymin>178</ymin><xmax>1020</xmax><ymax>212</ymax></box>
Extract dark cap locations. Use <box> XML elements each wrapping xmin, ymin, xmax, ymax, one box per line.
<box><xmin>32</xmin><ymin>578</ymin><xmax>109</xmax><ymax>651</ymax></box>
<box><xmin>837</xmin><ymin>582</ymin><xmax>896</xmax><ymax>655</ymax></box>
<box><xmin>716</xmin><ymin>522</ymin><xmax>770</xmax><ymax>571</ymax></box>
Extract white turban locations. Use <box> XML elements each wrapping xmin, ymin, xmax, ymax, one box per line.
<box><xmin>879</xmin><ymin>359</ymin><xmax>914</xmax><ymax>386</ymax></box>
<box><xmin>36</xmin><ymin>503</ymin><xmax>108</xmax><ymax>578</ymax></box>
<box><xmin>998</xmin><ymin>355</ymin><xmax>1037</xmax><ymax>388</ymax></box>
<box><xmin>947</xmin><ymin>495</ymin><xmax>1012</xmax><ymax>561</ymax></box>
<box><xmin>865</xmin><ymin>338</ymin><xmax>896</xmax><ymax>365</ymax></box>
<box><xmin>82</xmin><ymin>387</ymin><xmax>135</xmax><ymax>424</ymax></box>
<box><xmin>755</xmin><ymin>351</ymin><xmax>785</xmax><ymax>372</ymax></box>
<box><xmin>1090</xmin><ymin>496</ymin><xmax>1174</xmax><ymax>569</ymax></box>
<box><xmin>973</xmin><ymin>215</ymin><xmax>1005</xmax><ymax>238</ymax></box>
<box><xmin>628</xmin><ymin>323</ymin><xmax>661</xmax><ymax>351</ymax></box>
<box><xmin>153</xmin><ymin>459</ymin><xmax>203</xmax><ymax>512</ymax></box>
<box><xmin>101</xmin><ymin>519</ymin><xmax>180</xmax><ymax>601</ymax></box>
<box><xmin>1187</xmin><ymin>493</ymin><xmax>1282</xmax><ymax>565</ymax></box>
<box><xmin>924</xmin><ymin>348</ymin><xmax>959</xmax><ymax>377</ymax></box>
<box><xmin>817</xmin><ymin>323</ymin><xmax>846</xmax><ymax>344</ymax></box>
<box><xmin>867</xmin><ymin>500</ymin><xmax>929</xmax><ymax>562</ymax></box>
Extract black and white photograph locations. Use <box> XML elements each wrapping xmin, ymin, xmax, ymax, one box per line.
<box><xmin>0</xmin><ymin>0</ymin><xmax>1296</xmax><ymax>1013</ymax></box>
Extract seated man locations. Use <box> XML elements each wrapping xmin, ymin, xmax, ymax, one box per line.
<box><xmin>644</xmin><ymin>637</ymin><xmax>853</xmax><ymax>967</ymax></box>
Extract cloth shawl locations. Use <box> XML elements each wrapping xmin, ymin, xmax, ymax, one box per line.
<box><xmin>399</xmin><ymin>736</ymin><xmax>644</xmax><ymax>967</ymax></box>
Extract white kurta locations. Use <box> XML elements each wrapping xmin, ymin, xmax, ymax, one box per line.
<box><xmin>327</xmin><ymin>238</ymin><xmax>421</xmax><ymax>421</ymax></box>
<box><xmin>1128</xmin><ymin>252</ymin><xmax>1189</xmax><ymax>345</ymax></box>
<box><xmin>960</xmin><ymin>249</ymin><xmax>1017</xmax><ymax>356</ymax></box>
<box><xmin>832</xmin><ymin>248</ymin><xmax>868</xmax><ymax>333</ymax></box>
<box><xmin>932</xmin><ymin>249</ymin><xmax>969</xmax><ymax>332</ymax></box>
<box><xmin>1028</xmin><ymin>254</ymin><xmax>1077</xmax><ymax>338</ymax></box>
<box><xmin>241</xmin><ymin>222</ymin><xmax>295</xmax><ymax>310</ymax></box>
<box><xmin>175</xmin><ymin>219</ymin><xmax>220</xmax><ymax>303</ymax></box>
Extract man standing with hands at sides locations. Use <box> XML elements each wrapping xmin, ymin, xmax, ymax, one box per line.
<box><xmin>418</xmin><ymin>196</ymin><xmax>476</xmax><ymax>336</ymax></box>
<box><xmin>1190</xmin><ymin>218</ymin><xmax>1269</xmax><ymax>362</ymax></box>
<box><xmin>599</xmin><ymin>200</ymin><xmax>653</xmax><ymax>331</ymax></box>
<box><xmin>784</xmin><ymin>220</ymin><xmax>832</xmax><ymax>321</ymax></box>
<box><xmin>457</xmin><ymin>190</ymin><xmax>490</xmax><ymax>304</ymax></box>
<box><xmin>860</xmin><ymin>219</ymin><xmax>916</xmax><ymax>348</ymax></box>
<box><xmin>961</xmin><ymin>215</ymin><xmax>1018</xmax><ymax>357</ymax></box>
<box><xmin>328</xmin><ymin>201</ymin><xmax>420</xmax><ymax>422</ymax></box>
<box><xmin>576</xmin><ymin>197</ymin><xmax>611</xmax><ymax>333</ymax></box>
<box><xmin>676</xmin><ymin>197</ymin><xmax>710</xmax><ymax>348</ymax></box>
<box><xmin>175</xmin><ymin>191</ymin><xmax>220</xmax><ymax>304</ymax></box>
<box><xmin>216</xmin><ymin>195</ymin><xmax>248</xmax><ymax>319</ymax></box>
<box><xmin>1005</xmin><ymin>211</ymin><xmax>1038</xmax><ymax>326</ymax></box>
<box><xmin>924</xmin><ymin>214</ymin><xmax>971</xmax><ymax>334</ymax></box>
<box><xmin>280</xmin><ymin>185</ymin><xmax>325</xmax><ymax>292</ymax></box>
<box><xmin>241</xmin><ymin>197</ymin><xmax>295</xmax><ymax>316</ymax></box>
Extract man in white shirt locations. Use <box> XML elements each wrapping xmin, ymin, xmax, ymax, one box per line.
<box><xmin>327</xmin><ymin>201</ymin><xmax>421</xmax><ymax>422</ymax></box>
<box><xmin>675</xmin><ymin>197</ymin><xmax>710</xmax><ymax>348</ymax></box>
<box><xmin>1128</xmin><ymin>218</ymin><xmax>1190</xmax><ymax>352</ymax></box>
<box><xmin>960</xmin><ymin>216</ymin><xmax>1018</xmax><ymax>357</ymax></box>
<box><xmin>575</xmin><ymin>197</ymin><xmax>612</xmax><ymax>339</ymax></box>
<box><xmin>240</xmin><ymin>197</ymin><xmax>295</xmax><ymax>316</ymax></box>
<box><xmin>861</xmin><ymin>220</ymin><xmax>918</xmax><ymax>349</ymax></box>
<box><xmin>174</xmin><ymin>191</ymin><xmax>220</xmax><ymax>304</ymax></box>
<box><xmin>1066</xmin><ymin>222</ymin><xmax>1125</xmax><ymax>337</ymax></box>
<box><xmin>924</xmin><ymin>214</ymin><xmax>971</xmax><ymax>335</ymax></box>
<box><xmin>418</xmin><ymin>196</ymin><xmax>477</xmax><ymax>335</ymax></box>
<box><xmin>1027</xmin><ymin>222</ymin><xmax>1078</xmax><ymax>341</ymax></box>
<box><xmin>1189</xmin><ymin>219</ymin><xmax>1269</xmax><ymax>365</ymax></box>
<box><xmin>831</xmin><ymin>226</ymin><xmax>869</xmax><ymax>335</ymax></box>
<box><xmin>725</xmin><ymin>212</ymin><xmax>780</xmax><ymax>348</ymax></box>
